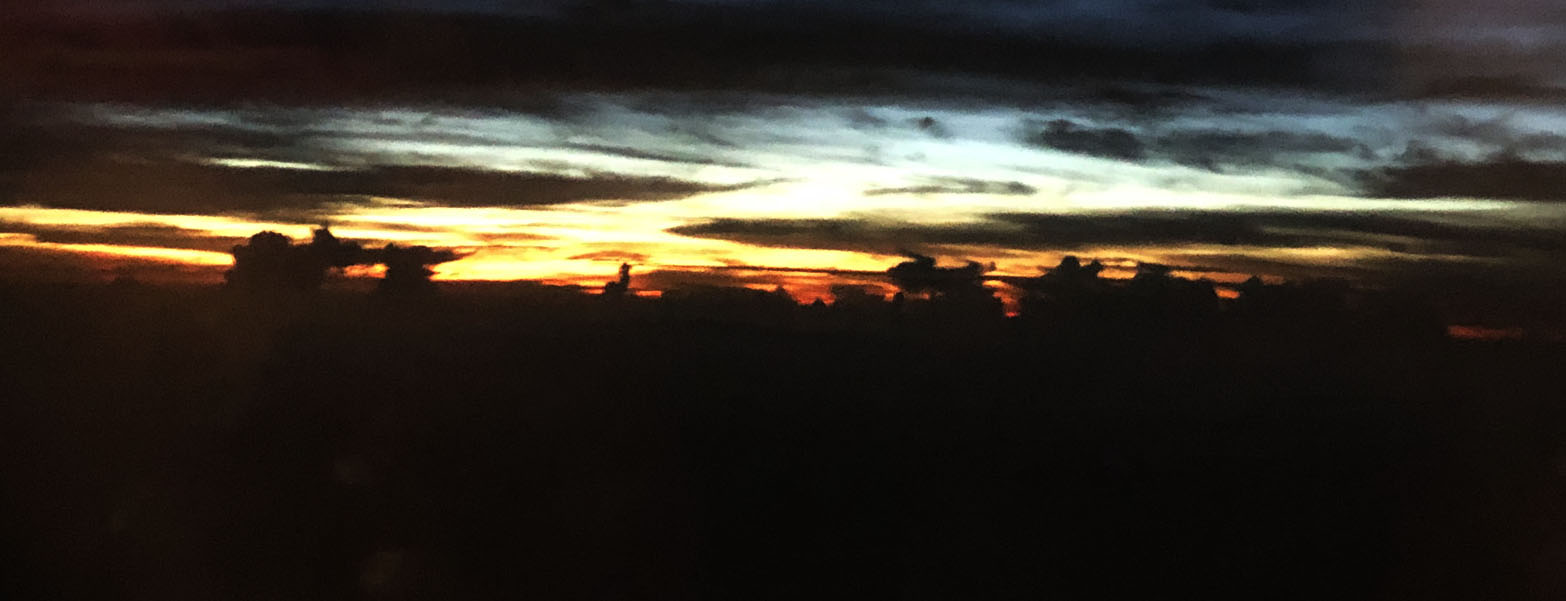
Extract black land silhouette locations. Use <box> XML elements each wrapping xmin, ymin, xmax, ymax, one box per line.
<box><xmin>1</xmin><ymin>233</ymin><xmax>1562</xmax><ymax>601</ymax></box>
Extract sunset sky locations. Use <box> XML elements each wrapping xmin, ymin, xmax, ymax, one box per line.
<box><xmin>4</xmin><ymin>1</ymin><xmax>1566</xmax><ymax>327</ymax></box>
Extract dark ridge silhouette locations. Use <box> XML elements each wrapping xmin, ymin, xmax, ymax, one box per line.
<box><xmin>1125</xmin><ymin>262</ymin><xmax>1220</xmax><ymax>323</ymax></box>
<box><xmin>658</xmin><ymin>282</ymin><xmax>798</xmax><ymax>326</ymax></box>
<box><xmin>1</xmin><ymin>243</ymin><xmax>1560</xmax><ymax>601</ymax></box>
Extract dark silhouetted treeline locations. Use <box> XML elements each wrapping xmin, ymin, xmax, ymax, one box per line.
<box><xmin>0</xmin><ymin>251</ymin><xmax>1562</xmax><ymax>601</ymax></box>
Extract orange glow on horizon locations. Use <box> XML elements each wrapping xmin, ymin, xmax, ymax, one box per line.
<box><xmin>1447</xmin><ymin>325</ymin><xmax>1527</xmax><ymax>341</ymax></box>
<box><xmin>0</xmin><ymin>235</ymin><xmax>233</xmax><ymax>265</ymax></box>
<box><xmin>0</xmin><ymin>204</ymin><xmax>1397</xmax><ymax>301</ymax></box>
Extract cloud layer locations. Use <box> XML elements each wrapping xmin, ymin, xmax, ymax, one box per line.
<box><xmin>2</xmin><ymin>1</ymin><xmax>1565</xmax><ymax>331</ymax></box>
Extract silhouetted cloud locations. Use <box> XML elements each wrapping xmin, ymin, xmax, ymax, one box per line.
<box><xmin>886</xmin><ymin>252</ymin><xmax>991</xmax><ymax>297</ymax></box>
<box><xmin>226</xmin><ymin>229</ymin><xmax>367</xmax><ymax>292</ymax></box>
<box><xmin>377</xmin><ymin>243</ymin><xmax>460</xmax><ymax>296</ymax></box>
<box><xmin>225</xmin><ymin>227</ymin><xmax>462</xmax><ymax>294</ymax></box>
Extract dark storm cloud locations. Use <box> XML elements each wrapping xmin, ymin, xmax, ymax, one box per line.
<box><xmin>1412</xmin><ymin>76</ymin><xmax>1566</xmax><ymax>103</ymax></box>
<box><xmin>4</xmin><ymin>0</ymin><xmax>1563</xmax><ymax>110</ymax></box>
<box><xmin>1362</xmin><ymin>159</ymin><xmax>1566</xmax><ymax>203</ymax></box>
<box><xmin>1023</xmin><ymin>118</ymin><xmax>1364</xmax><ymax>172</ymax></box>
<box><xmin>0</xmin><ymin>2</ymin><xmax>1445</xmax><ymax>106</ymax></box>
<box><xmin>1156</xmin><ymin>130</ymin><xmax>1366</xmax><ymax>170</ymax></box>
<box><xmin>1340</xmin><ymin>115</ymin><xmax>1566</xmax><ymax>201</ymax></box>
<box><xmin>670</xmin><ymin>211</ymin><xmax>1566</xmax><ymax>256</ymax></box>
<box><xmin>864</xmin><ymin>177</ymin><xmax>1036</xmax><ymax>197</ymax></box>
<box><xmin>1028</xmin><ymin>120</ymin><xmax>1147</xmax><ymax>161</ymax></box>
<box><xmin>1074</xmin><ymin>86</ymin><xmax>1215</xmax><ymax>115</ymax></box>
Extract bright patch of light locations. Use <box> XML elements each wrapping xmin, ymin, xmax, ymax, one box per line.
<box><xmin>205</xmin><ymin>158</ymin><xmax>343</xmax><ymax>171</ymax></box>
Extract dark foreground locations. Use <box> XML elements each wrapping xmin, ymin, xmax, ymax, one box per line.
<box><xmin>2</xmin><ymin>282</ymin><xmax>1563</xmax><ymax>600</ymax></box>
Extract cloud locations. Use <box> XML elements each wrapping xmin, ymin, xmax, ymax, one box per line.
<box><xmin>0</xmin><ymin>221</ymin><xmax>243</xmax><ymax>253</ymax></box>
<box><xmin>2</xmin><ymin>158</ymin><xmax>764</xmax><ymax>215</ymax></box>
<box><xmin>561</xmin><ymin>143</ymin><xmax>754</xmax><ymax>168</ymax></box>
<box><xmin>1154</xmin><ymin>130</ymin><xmax>1365</xmax><ymax>171</ymax></box>
<box><xmin>1027</xmin><ymin>120</ymin><xmax>1146</xmax><ymax>161</ymax></box>
<box><xmin>0</xmin><ymin>103</ymin><xmax>782</xmax><ymax>218</ymax></box>
<box><xmin>1414</xmin><ymin>76</ymin><xmax>1566</xmax><ymax>103</ymax></box>
<box><xmin>567</xmin><ymin>250</ymin><xmax>651</xmax><ymax>263</ymax></box>
<box><xmin>1076</xmin><ymin>86</ymin><xmax>1214</xmax><ymax>114</ymax></box>
<box><xmin>864</xmin><ymin>177</ymin><xmax>1036</xmax><ymax>197</ymax></box>
<box><xmin>669</xmin><ymin>213</ymin><xmax>1295</xmax><ymax>253</ymax></box>
<box><xmin>1360</xmin><ymin>158</ymin><xmax>1566</xmax><ymax>203</ymax></box>
<box><xmin>1418</xmin><ymin>114</ymin><xmax>1566</xmax><ymax>158</ymax></box>
<box><xmin>0</xmin><ymin>3</ymin><xmax>1479</xmax><ymax>106</ymax></box>
<box><xmin>669</xmin><ymin>211</ymin><xmax>1566</xmax><ymax>258</ymax></box>
<box><xmin>1023</xmin><ymin>118</ymin><xmax>1363</xmax><ymax>172</ymax></box>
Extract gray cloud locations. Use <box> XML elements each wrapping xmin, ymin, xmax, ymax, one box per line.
<box><xmin>1420</xmin><ymin>114</ymin><xmax>1566</xmax><ymax>158</ymax></box>
<box><xmin>1413</xmin><ymin>76</ymin><xmax>1566</xmax><ymax>103</ymax></box>
<box><xmin>3</xmin><ymin>158</ymin><xmax>757</xmax><ymax>216</ymax></box>
<box><xmin>864</xmin><ymin>177</ymin><xmax>1036</xmax><ymax>197</ymax></box>
<box><xmin>670</xmin><ymin>211</ymin><xmax>1566</xmax><ymax>257</ymax></box>
<box><xmin>1023</xmin><ymin>118</ymin><xmax>1364</xmax><ymax>173</ymax></box>
<box><xmin>1027</xmin><ymin>120</ymin><xmax>1147</xmax><ymax>161</ymax></box>
<box><xmin>3</xmin><ymin>2</ymin><xmax>1543</xmax><ymax>107</ymax></box>
<box><xmin>1361</xmin><ymin>158</ymin><xmax>1566</xmax><ymax>203</ymax></box>
<box><xmin>1155</xmin><ymin>130</ymin><xmax>1365</xmax><ymax>171</ymax></box>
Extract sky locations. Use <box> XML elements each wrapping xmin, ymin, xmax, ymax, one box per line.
<box><xmin>3</xmin><ymin>0</ymin><xmax>1566</xmax><ymax>329</ymax></box>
